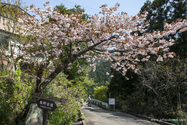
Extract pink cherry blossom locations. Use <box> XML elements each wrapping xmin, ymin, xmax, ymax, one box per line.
<box><xmin>15</xmin><ymin>2</ymin><xmax>187</xmax><ymax>83</ymax></box>
<box><xmin>156</xmin><ymin>55</ymin><xmax>163</xmax><ymax>62</ymax></box>
<box><xmin>106</xmin><ymin>72</ymin><xmax>110</xmax><ymax>75</ymax></box>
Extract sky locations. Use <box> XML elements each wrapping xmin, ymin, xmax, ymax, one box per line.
<box><xmin>21</xmin><ymin>0</ymin><xmax>153</xmax><ymax>16</ymax></box>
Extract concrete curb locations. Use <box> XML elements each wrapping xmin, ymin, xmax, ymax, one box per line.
<box><xmin>80</xmin><ymin>109</ymin><xmax>86</xmax><ymax>125</ymax></box>
<box><xmin>82</xmin><ymin>119</ymin><xmax>86</xmax><ymax>125</ymax></box>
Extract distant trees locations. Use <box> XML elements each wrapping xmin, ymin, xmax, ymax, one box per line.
<box><xmin>107</xmin><ymin>68</ymin><xmax>139</xmax><ymax>108</ymax></box>
<box><xmin>140</xmin><ymin>0</ymin><xmax>187</xmax><ymax>59</ymax></box>
<box><xmin>88</xmin><ymin>59</ymin><xmax>111</xmax><ymax>86</ymax></box>
<box><xmin>55</xmin><ymin>4</ymin><xmax>89</xmax><ymax>21</ymax></box>
<box><xmin>138</xmin><ymin>59</ymin><xmax>187</xmax><ymax>118</ymax></box>
<box><xmin>93</xmin><ymin>86</ymin><xmax>108</xmax><ymax>102</ymax></box>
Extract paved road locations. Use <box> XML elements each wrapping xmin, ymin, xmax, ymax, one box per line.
<box><xmin>81</xmin><ymin>103</ymin><xmax>159</xmax><ymax>125</ymax></box>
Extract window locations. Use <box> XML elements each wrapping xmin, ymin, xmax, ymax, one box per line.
<box><xmin>0</xmin><ymin>32</ymin><xmax>10</xmax><ymax>49</ymax></box>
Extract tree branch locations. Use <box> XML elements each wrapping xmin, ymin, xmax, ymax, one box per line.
<box><xmin>75</xmin><ymin>35</ymin><xmax>117</xmax><ymax>57</ymax></box>
<box><xmin>69</xmin><ymin>42</ymin><xmax>72</xmax><ymax>58</ymax></box>
<box><xmin>38</xmin><ymin>35</ymin><xmax>117</xmax><ymax>91</ymax></box>
<box><xmin>75</xmin><ymin>39</ymin><xmax>92</xmax><ymax>44</ymax></box>
<box><xmin>38</xmin><ymin>57</ymin><xmax>74</xmax><ymax>91</ymax></box>
<box><xmin>93</xmin><ymin>48</ymin><xmax>130</xmax><ymax>53</ymax></box>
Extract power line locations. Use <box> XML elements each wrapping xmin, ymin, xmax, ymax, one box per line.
<box><xmin>61</xmin><ymin>0</ymin><xmax>100</xmax><ymax>11</ymax></box>
<box><xmin>53</xmin><ymin>0</ymin><xmax>100</xmax><ymax>14</ymax></box>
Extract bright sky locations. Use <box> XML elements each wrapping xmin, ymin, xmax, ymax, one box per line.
<box><xmin>22</xmin><ymin>0</ymin><xmax>153</xmax><ymax>16</ymax></box>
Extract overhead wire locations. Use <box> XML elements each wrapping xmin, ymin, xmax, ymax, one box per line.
<box><xmin>53</xmin><ymin>0</ymin><xmax>100</xmax><ymax>14</ymax></box>
<box><xmin>60</xmin><ymin>0</ymin><xmax>100</xmax><ymax>11</ymax></box>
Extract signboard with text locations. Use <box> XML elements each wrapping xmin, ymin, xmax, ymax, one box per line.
<box><xmin>109</xmin><ymin>98</ymin><xmax>115</xmax><ymax>105</ymax></box>
<box><xmin>31</xmin><ymin>93</ymin><xmax>65</xmax><ymax>125</ymax></box>
<box><xmin>31</xmin><ymin>93</ymin><xmax>66</xmax><ymax>105</ymax></box>
<box><xmin>36</xmin><ymin>99</ymin><xmax>57</xmax><ymax>111</ymax></box>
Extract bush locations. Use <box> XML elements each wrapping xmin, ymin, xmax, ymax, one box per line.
<box><xmin>0</xmin><ymin>62</ymin><xmax>35</xmax><ymax>124</ymax></box>
<box><xmin>48</xmin><ymin>105</ymin><xmax>76</xmax><ymax>125</ymax></box>
<box><xmin>44</xmin><ymin>72</ymin><xmax>85</xmax><ymax>124</ymax></box>
<box><xmin>93</xmin><ymin>86</ymin><xmax>108</xmax><ymax>102</ymax></box>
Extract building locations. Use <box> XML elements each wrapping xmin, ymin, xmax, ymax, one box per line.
<box><xmin>0</xmin><ymin>2</ymin><xmax>30</xmax><ymax>71</ymax></box>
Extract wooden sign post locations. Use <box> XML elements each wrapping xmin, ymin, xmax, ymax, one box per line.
<box><xmin>36</xmin><ymin>99</ymin><xmax>57</xmax><ymax>125</ymax></box>
<box><xmin>43</xmin><ymin>110</ymin><xmax>49</xmax><ymax>125</ymax></box>
<box><xmin>31</xmin><ymin>93</ymin><xmax>67</xmax><ymax>125</ymax></box>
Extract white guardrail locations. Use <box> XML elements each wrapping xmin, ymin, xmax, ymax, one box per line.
<box><xmin>85</xmin><ymin>98</ymin><xmax>109</xmax><ymax>109</ymax></box>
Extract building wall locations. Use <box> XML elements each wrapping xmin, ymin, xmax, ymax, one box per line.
<box><xmin>0</xmin><ymin>3</ymin><xmax>27</xmax><ymax>69</ymax></box>
<box><xmin>0</xmin><ymin>3</ymin><xmax>49</xmax><ymax>71</ymax></box>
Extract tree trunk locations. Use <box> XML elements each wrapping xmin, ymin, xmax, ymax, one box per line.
<box><xmin>36</xmin><ymin>64</ymin><xmax>44</xmax><ymax>93</ymax></box>
<box><xmin>38</xmin><ymin>57</ymin><xmax>74</xmax><ymax>91</ymax></box>
<box><xmin>15</xmin><ymin>57</ymin><xmax>74</xmax><ymax>123</ymax></box>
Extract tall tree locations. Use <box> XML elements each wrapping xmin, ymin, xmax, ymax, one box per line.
<box><xmin>15</xmin><ymin>2</ymin><xmax>187</xmax><ymax>121</ymax></box>
<box><xmin>140</xmin><ymin>0</ymin><xmax>187</xmax><ymax>59</ymax></box>
<box><xmin>107</xmin><ymin>68</ymin><xmax>139</xmax><ymax>108</ymax></box>
<box><xmin>140</xmin><ymin>0</ymin><xmax>172</xmax><ymax>32</ymax></box>
<box><xmin>16</xmin><ymin>1</ymin><xmax>187</xmax><ymax>92</ymax></box>
<box><xmin>169</xmin><ymin>0</ymin><xmax>187</xmax><ymax>59</ymax></box>
<box><xmin>52</xmin><ymin>4</ymin><xmax>89</xmax><ymax>84</ymax></box>
<box><xmin>15</xmin><ymin>3</ymin><xmax>89</xmax><ymax>122</ymax></box>
<box><xmin>137</xmin><ymin>59</ymin><xmax>187</xmax><ymax>118</ymax></box>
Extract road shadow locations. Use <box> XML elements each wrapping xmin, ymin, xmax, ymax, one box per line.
<box><xmin>82</xmin><ymin>104</ymin><xmax>158</xmax><ymax>125</ymax></box>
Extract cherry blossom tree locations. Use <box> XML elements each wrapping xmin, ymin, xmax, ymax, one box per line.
<box><xmin>17</xmin><ymin>2</ymin><xmax>187</xmax><ymax>92</ymax></box>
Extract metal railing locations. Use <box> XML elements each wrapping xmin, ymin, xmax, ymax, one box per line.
<box><xmin>85</xmin><ymin>98</ymin><xmax>109</xmax><ymax>109</ymax></box>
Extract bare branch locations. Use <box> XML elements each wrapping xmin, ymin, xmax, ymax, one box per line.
<box><xmin>75</xmin><ymin>35</ymin><xmax>117</xmax><ymax>57</ymax></box>
<box><xmin>93</xmin><ymin>48</ymin><xmax>130</xmax><ymax>53</ymax></box>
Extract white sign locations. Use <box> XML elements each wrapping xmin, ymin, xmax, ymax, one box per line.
<box><xmin>109</xmin><ymin>98</ymin><xmax>115</xmax><ymax>105</ymax></box>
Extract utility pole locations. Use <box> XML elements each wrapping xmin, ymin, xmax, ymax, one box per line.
<box><xmin>109</xmin><ymin>92</ymin><xmax>111</xmax><ymax>110</ymax></box>
<box><xmin>186</xmin><ymin>0</ymin><xmax>187</xmax><ymax>18</ymax></box>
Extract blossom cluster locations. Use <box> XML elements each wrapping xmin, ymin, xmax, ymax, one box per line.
<box><xmin>16</xmin><ymin>2</ymin><xmax>187</xmax><ymax>78</ymax></box>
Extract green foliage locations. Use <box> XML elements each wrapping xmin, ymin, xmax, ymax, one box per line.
<box><xmin>56</xmin><ymin>4</ymin><xmax>82</xmax><ymax>14</ymax></box>
<box><xmin>107</xmin><ymin>68</ymin><xmax>138</xmax><ymax>109</ymax></box>
<box><xmin>81</xmin><ymin>77</ymin><xmax>96</xmax><ymax>97</ymax></box>
<box><xmin>93</xmin><ymin>86</ymin><xmax>108</xmax><ymax>102</ymax></box>
<box><xmin>176</xmin><ymin>110</ymin><xmax>187</xmax><ymax>125</ymax></box>
<box><xmin>0</xmin><ymin>70</ymin><xmax>9</xmax><ymax>76</ymax></box>
<box><xmin>107</xmin><ymin>57</ymin><xmax>187</xmax><ymax>121</ymax></box>
<box><xmin>43</xmin><ymin>72</ymin><xmax>85</xmax><ymax>124</ymax></box>
<box><xmin>15</xmin><ymin>61</ymin><xmax>21</xmax><ymax>81</ymax></box>
<box><xmin>55</xmin><ymin>4</ymin><xmax>88</xmax><ymax>21</ymax></box>
<box><xmin>0</xmin><ymin>68</ymin><xmax>35</xmax><ymax>124</ymax></box>
<box><xmin>89</xmin><ymin>59</ymin><xmax>111</xmax><ymax>86</ymax></box>
<box><xmin>48</xmin><ymin>4</ymin><xmax>89</xmax><ymax>23</ymax></box>
<box><xmin>48</xmin><ymin>105</ymin><xmax>76</xmax><ymax>125</ymax></box>
<box><xmin>63</xmin><ymin>59</ymin><xmax>88</xmax><ymax>84</ymax></box>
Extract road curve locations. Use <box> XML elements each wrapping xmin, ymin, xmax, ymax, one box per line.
<box><xmin>81</xmin><ymin>103</ymin><xmax>159</xmax><ymax>125</ymax></box>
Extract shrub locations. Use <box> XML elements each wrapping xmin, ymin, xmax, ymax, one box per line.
<box><xmin>0</xmin><ymin>62</ymin><xmax>35</xmax><ymax>124</ymax></box>
<box><xmin>93</xmin><ymin>86</ymin><xmax>108</xmax><ymax>102</ymax></box>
